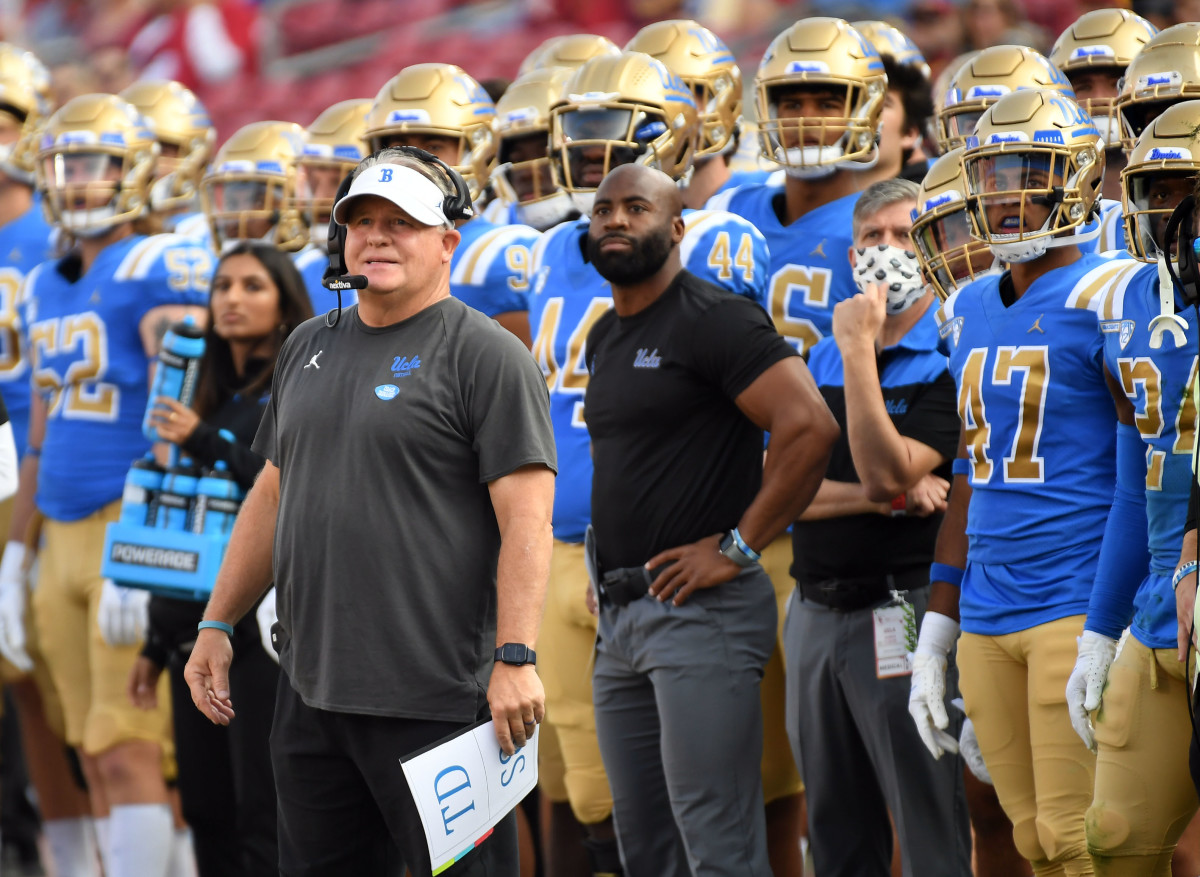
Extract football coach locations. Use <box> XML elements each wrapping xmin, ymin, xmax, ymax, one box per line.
<box><xmin>184</xmin><ymin>146</ymin><xmax>557</xmax><ymax>877</ymax></box>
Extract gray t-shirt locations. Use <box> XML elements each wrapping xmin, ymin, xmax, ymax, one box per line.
<box><xmin>253</xmin><ymin>297</ymin><xmax>556</xmax><ymax>721</ymax></box>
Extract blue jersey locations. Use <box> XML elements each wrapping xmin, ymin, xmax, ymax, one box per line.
<box><xmin>480</xmin><ymin>198</ymin><xmax>518</xmax><ymax>226</ymax></box>
<box><xmin>1096</xmin><ymin>199</ymin><xmax>1126</xmax><ymax>254</ymax></box>
<box><xmin>449</xmin><ymin>218</ymin><xmax>539</xmax><ymax>318</ymax></box>
<box><xmin>709</xmin><ymin>182</ymin><xmax>857</xmax><ymax>355</ymax></box>
<box><xmin>0</xmin><ymin>204</ymin><xmax>55</xmax><ymax>460</ymax></box>
<box><xmin>166</xmin><ymin>211</ymin><xmax>210</xmax><ymax>242</ymax></box>
<box><xmin>530</xmin><ymin>210</ymin><xmax>769</xmax><ymax>542</ymax></box>
<box><xmin>936</xmin><ymin>254</ymin><xmax>1121</xmax><ymax>634</ymax></box>
<box><xmin>1097</xmin><ymin>259</ymin><xmax>1195</xmax><ymax>648</ymax></box>
<box><xmin>714</xmin><ymin>169</ymin><xmax>773</xmax><ymax>197</ymax></box>
<box><xmin>23</xmin><ymin>234</ymin><xmax>212</xmax><ymax>521</ymax></box>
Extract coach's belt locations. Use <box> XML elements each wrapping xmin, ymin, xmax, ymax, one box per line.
<box><xmin>797</xmin><ymin>569</ymin><xmax>927</xmax><ymax>613</ymax></box>
<box><xmin>584</xmin><ymin>524</ymin><xmax>666</xmax><ymax>608</ymax></box>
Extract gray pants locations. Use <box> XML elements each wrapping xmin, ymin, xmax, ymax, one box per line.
<box><xmin>592</xmin><ymin>566</ymin><xmax>776</xmax><ymax>877</ymax></box>
<box><xmin>784</xmin><ymin>585</ymin><xmax>972</xmax><ymax>877</ymax></box>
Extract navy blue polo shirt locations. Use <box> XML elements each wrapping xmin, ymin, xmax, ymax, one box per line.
<box><xmin>791</xmin><ymin>305</ymin><xmax>960</xmax><ymax>585</ymax></box>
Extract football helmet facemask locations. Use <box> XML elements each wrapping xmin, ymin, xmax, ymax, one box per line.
<box><xmin>300</xmin><ymin>98</ymin><xmax>370</xmax><ymax>246</ymax></box>
<box><xmin>549</xmin><ymin>51</ymin><xmax>699</xmax><ymax>214</ymax></box>
<box><xmin>492</xmin><ymin>67</ymin><xmax>575</xmax><ymax>230</ymax></box>
<box><xmin>119</xmin><ymin>80</ymin><xmax>215</xmax><ymax>214</ymax></box>
<box><xmin>912</xmin><ymin>147</ymin><xmax>996</xmax><ymax>299</ymax></box>
<box><xmin>364</xmin><ymin>63</ymin><xmax>496</xmax><ymax>204</ymax></box>
<box><xmin>1121</xmin><ymin>100</ymin><xmax>1200</xmax><ymax>263</ymax></box>
<box><xmin>1115</xmin><ymin>23</ymin><xmax>1200</xmax><ymax>152</ymax></box>
<box><xmin>625</xmin><ymin>20</ymin><xmax>742</xmax><ymax>156</ymax></box>
<box><xmin>199</xmin><ymin>120</ymin><xmax>310</xmax><ymax>252</ymax></box>
<box><xmin>962</xmin><ymin>88</ymin><xmax>1104</xmax><ymax>263</ymax></box>
<box><xmin>37</xmin><ymin>94</ymin><xmax>157</xmax><ymax>237</ymax></box>
<box><xmin>754</xmin><ymin>17</ymin><xmax>887</xmax><ymax>179</ymax></box>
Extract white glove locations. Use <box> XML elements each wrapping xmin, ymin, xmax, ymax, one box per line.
<box><xmin>908</xmin><ymin>611</ymin><xmax>960</xmax><ymax>759</ymax></box>
<box><xmin>96</xmin><ymin>579</ymin><xmax>149</xmax><ymax>648</ymax></box>
<box><xmin>0</xmin><ymin>542</ymin><xmax>31</xmax><ymax>671</ymax></box>
<box><xmin>952</xmin><ymin>698</ymin><xmax>991</xmax><ymax>784</ymax></box>
<box><xmin>256</xmin><ymin>588</ymin><xmax>279</xmax><ymax>664</ymax></box>
<box><xmin>1065</xmin><ymin>630</ymin><xmax>1118</xmax><ymax>752</ymax></box>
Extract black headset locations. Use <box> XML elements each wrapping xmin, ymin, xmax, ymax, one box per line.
<box><xmin>1163</xmin><ymin>194</ymin><xmax>1200</xmax><ymax>308</ymax></box>
<box><xmin>322</xmin><ymin>146</ymin><xmax>474</xmax><ymax>327</ymax></box>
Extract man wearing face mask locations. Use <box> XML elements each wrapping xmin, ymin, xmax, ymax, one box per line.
<box><xmin>788</xmin><ymin>178</ymin><xmax>971</xmax><ymax>877</ymax></box>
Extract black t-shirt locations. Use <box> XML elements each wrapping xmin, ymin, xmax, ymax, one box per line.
<box><xmin>584</xmin><ymin>270</ymin><xmax>797</xmax><ymax>571</ymax></box>
<box><xmin>790</xmin><ymin>312</ymin><xmax>959</xmax><ymax>584</ymax></box>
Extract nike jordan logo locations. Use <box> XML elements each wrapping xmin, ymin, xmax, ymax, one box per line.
<box><xmin>1028</xmin><ymin>315</ymin><xmax>1044</xmax><ymax>334</ymax></box>
<box><xmin>810</xmin><ymin>239</ymin><xmax>827</xmax><ymax>259</ymax></box>
<box><xmin>304</xmin><ymin>351</ymin><xmax>323</xmax><ymax>369</ymax></box>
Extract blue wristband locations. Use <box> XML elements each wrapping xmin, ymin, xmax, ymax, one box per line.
<box><xmin>1174</xmin><ymin>561</ymin><xmax>1199</xmax><ymax>592</ymax></box>
<box><xmin>951</xmin><ymin>458</ymin><xmax>970</xmax><ymax>477</ymax></box>
<box><xmin>197</xmin><ymin>620</ymin><xmax>234</xmax><ymax>637</ymax></box>
<box><xmin>731</xmin><ymin>527</ymin><xmax>761</xmax><ymax>562</ymax></box>
<box><xmin>930</xmin><ymin>562</ymin><xmax>964</xmax><ymax>588</ymax></box>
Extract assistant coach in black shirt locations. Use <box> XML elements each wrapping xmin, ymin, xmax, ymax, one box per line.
<box><xmin>582</xmin><ymin>164</ymin><xmax>838</xmax><ymax>877</ymax></box>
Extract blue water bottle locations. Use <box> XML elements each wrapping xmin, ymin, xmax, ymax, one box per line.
<box><xmin>120</xmin><ymin>454</ymin><xmax>165</xmax><ymax>527</ymax></box>
<box><xmin>143</xmin><ymin>318</ymin><xmax>205</xmax><ymax>441</ymax></box>
<box><xmin>156</xmin><ymin>462</ymin><xmax>199</xmax><ymax>531</ymax></box>
<box><xmin>191</xmin><ymin>462</ymin><xmax>243</xmax><ymax>537</ymax></box>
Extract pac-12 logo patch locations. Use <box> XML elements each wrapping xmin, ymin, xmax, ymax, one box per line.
<box><xmin>938</xmin><ymin>316</ymin><xmax>964</xmax><ymax>348</ymax></box>
<box><xmin>375</xmin><ymin>384</ymin><xmax>400</xmax><ymax>400</ymax></box>
<box><xmin>1100</xmin><ymin>319</ymin><xmax>1136</xmax><ymax>350</ymax></box>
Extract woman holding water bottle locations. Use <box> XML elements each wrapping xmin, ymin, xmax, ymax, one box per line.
<box><xmin>128</xmin><ymin>240</ymin><xmax>312</xmax><ymax>877</ymax></box>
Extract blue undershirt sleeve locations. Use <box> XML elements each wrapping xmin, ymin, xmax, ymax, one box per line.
<box><xmin>1084</xmin><ymin>422</ymin><xmax>1151</xmax><ymax>639</ymax></box>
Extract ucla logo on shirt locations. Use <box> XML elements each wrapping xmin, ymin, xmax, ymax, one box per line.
<box><xmin>392</xmin><ymin>355</ymin><xmax>422</xmax><ymax>377</ymax></box>
<box><xmin>633</xmin><ymin>348</ymin><xmax>662</xmax><ymax>368</ymax></box>
<box><xmin>375</xmin><ymin>384</ymin><xmax>400</xmax><ymax>400</ymax></box>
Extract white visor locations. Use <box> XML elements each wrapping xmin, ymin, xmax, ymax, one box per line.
<box><xmin>332</xmin><ymin>164</ymin><xmax>449</xmax><ymax>228</ymax></box>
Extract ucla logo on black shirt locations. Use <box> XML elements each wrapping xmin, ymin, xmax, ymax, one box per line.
<box><xmin>391</xmin><ymin>355</ymin><xmax>421</xmax><ymax>378</ymax></box>
<box><xmin>633</xmin><ymin>348</ymin><xmax>662</xmax><ymax>369</ymax></box>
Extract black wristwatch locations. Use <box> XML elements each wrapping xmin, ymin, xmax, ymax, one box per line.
<box><xmin>495</xmin><ymin>643</ymin><xmax>536</xmax><ymax>666</ymax></box>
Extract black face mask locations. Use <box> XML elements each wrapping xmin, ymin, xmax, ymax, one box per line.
<box><xmin>1163</xmin><ymin>195</ymin><xmax>1200</xmax><ymax>308</ymax></box>
<box><xmin>586</xmin><ymin>222</ymin><xmax>675</xmax><ymax>286</ymax></box>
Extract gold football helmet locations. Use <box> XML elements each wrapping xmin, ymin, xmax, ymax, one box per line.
<box><xmin>199</xmin><ymin>120</ymin><xmax>309</xmax><ymax>252</ymax></box>
<box><xmin>911</xmin><ymin>147</ymin><xmax>993</xmax><ymax>299</ymax></box>
<box><xmin>549</xmin><ymin>51</ymin><xmax>699</xmax><ymax>212</ymax></box>
<box><xmin>929</xmin><ymin>51</ymin><xmax>978</xmax><ymax>152</ymax></box>
<box><xmin>300</xmin><ymin>98</ymin><xmax>370</xmax><ymax>244</ymax></box>
<box><xmin>962</xmin><ymin>88</ymin><xmax>1104</xmax><ymax>263</ymax></box>
<box><xmin>852</xmin><ymin>20</ymin><xmax>931</xmax><ymax>80</ymax></box>
<box><xmin>936</xmin><ymin>46</ymin><xmax>1074</xmax><ymax>151</ymax></box>
<box><xmin>492</xmin><ymin>67</ymin><xmax>574</xmax><ymax>230</ymax></box>
<box><xmin>119</xmin><ymin>80</ymin><xmax>214</xmax><ymax>214</ymax></box>
<box><xmin>753</xmin><ymin>18</ymin><xmax>887</xmax><ymax>177</ymax></box>
<box><xmin>1120</xmin><ymin>100</ymin><xmax>1200</xmax><ymax>262</ymax></box>
<box><xmin>517</xmin><ymin>33</ymin><xmax>621</xmax><ymax>78</ymax></box>
<box><xmin>0</xmin><ymin>44</ymin><xmax>52</xmax><ymax>184</ymax></box>
<box><xmin>364</xmin><ymin>63</ymin><xmax>495</xmax><ymax>203</ymax></box>
<box><xmin>625</xmin><ymin>20</ymin><xmax>742</xmax><ymax>156</ymax></box>
<box><xmin>37</xmin><ymin>93</ymin><xmax>157</xmax><ymax>235</ymax></box>
<box><xmin>1114</xmin><ymin>23</ymin><xmax>1200</xmax><ymax>152</ymax></box>
<box><xmin>1049</xmin><ymin>9</ymin><xmax>1157</xmax><ymax>146</ymax></box>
